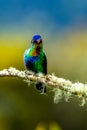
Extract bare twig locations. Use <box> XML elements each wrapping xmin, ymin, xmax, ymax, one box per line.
<box><xmin>0</xmin><ymin>67</ymin><xmax>87</xmax><ymax>106</ymax></box>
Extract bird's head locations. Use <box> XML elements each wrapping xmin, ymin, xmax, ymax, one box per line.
<box><xmin>31</xmin><ymin>34</ymin><xmax>43</xmax><ymax>52</ymax></box>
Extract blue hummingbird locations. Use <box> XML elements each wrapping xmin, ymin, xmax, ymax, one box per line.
<box><xmin>24</xmin><ymin>34</ymin><xmax>47</xmax><ymax>93</ymax></box>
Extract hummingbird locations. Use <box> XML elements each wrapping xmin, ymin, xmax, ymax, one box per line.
<box><xmin>24</xmin><ymin>34</ymin><xmax>47</xmax><ymax>93</ymax></box>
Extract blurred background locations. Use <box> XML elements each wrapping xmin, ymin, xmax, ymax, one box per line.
<box><xmin>1</xmin><ymin>0</ymin><xmax>87</xmax><ymax>130</ymax></box>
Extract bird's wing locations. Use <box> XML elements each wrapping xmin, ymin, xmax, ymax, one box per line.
<box><xmin>42</xmin><ymin>53</ymin><xmax>47</xmax><ymax>75</ymax></box>
<box><xmin>24</xmin><ymin>49</ymin><xmax>34</xmax><ymax>71</ymax></box>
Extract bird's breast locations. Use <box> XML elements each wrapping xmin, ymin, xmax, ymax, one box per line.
<box><xmin>29</xmin><ymin>56</ymin><xmax>39</xmax><ymax>63</ymax></box>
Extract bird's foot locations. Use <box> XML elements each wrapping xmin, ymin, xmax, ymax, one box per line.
<box><xmin>25</xmin><ymin>70</ymin><xmax>35</xmax><ymax>75</ymax></box>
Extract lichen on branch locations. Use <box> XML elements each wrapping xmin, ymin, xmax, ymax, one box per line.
<box><xmin>0</xmin><ymin>67</ymin><xmax>87</xmax><ymax>106</ymax></box>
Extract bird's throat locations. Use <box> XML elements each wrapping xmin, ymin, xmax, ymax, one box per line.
<box><xmin>30</xmin><ymin>47</ymin><xmax>42</xmax><ymax>56</ymax></box>
<box><xmin>29</xmin><ymin>43</ymin><xmax>43</xmax><ymax>56</ymax></box>
<box><xmin>32</xmin><ymin>50</ymin><xmax>39</xmax><ymax>56</ymax></box>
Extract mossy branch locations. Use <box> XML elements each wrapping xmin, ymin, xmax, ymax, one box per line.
<box><xmin>0</xmin><ymin>67</ymin><xmax>87</xmax><ymax>106</ymax></box>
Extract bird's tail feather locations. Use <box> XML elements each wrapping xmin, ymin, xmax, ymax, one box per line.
<box><xmin>35</xmin><ymin>82</ymin><xmax>46</xmax><ymax>93</ymax></box>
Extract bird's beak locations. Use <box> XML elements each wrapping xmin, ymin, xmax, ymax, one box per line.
<box><xmin>37</xmin><ymin>39</ymin><xmax>41</xmax><ymax>44</ymax></box>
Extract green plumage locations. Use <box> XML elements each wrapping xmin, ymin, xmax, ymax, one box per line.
<box><xmin>24</xmin><ymin>34</ymin><xmax>47</xmax><ymax>93</ymax></box>
<box><xmin>32</xmin><ymin>52</ymin><xmax>47</xmax><ymax>73</ymax></box>
<box><xmin>24</xmin><ymin>47</ymin><xmax>47</xmax><ymax>74</ymax></box>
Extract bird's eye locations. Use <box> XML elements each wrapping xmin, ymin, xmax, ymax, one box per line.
<box><xmin>31</xmin><ymin>39</ymin><xmax>42</xmax><ymax>44</ymax></box>
<box><xmin>31</xmin><ymin>40</ymin><xmax>36</xmax><ymax>44</ymax></box>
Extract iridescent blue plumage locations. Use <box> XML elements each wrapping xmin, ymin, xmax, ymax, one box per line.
<box><xmin>24</xmin><ymin>34</ymin><xmax>47</xmax><ymax>93</ymax></box>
